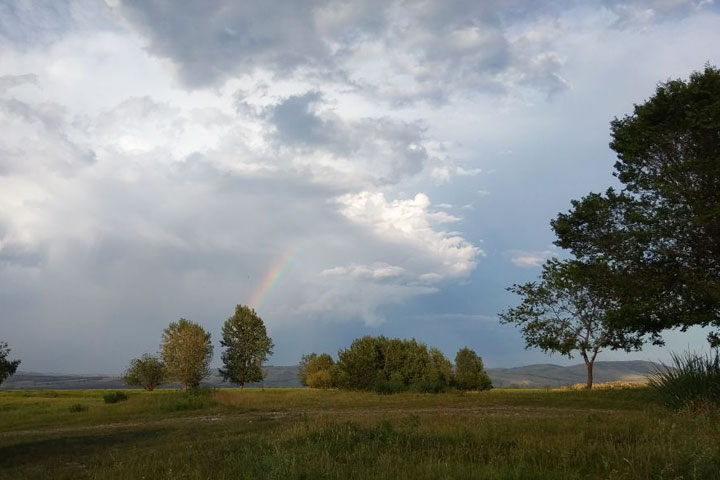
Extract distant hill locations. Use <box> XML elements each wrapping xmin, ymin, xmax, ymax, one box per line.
<box><xmin>1</xmin><ymin>366</ymin><xmax>303</xmax><ymax>390</ymax></box>
<box><xmin>486</xmin><ymin>360</ymin><xmax>659</xmax><ymax>388</ymax></box>
<box><xmin>1</xmin><ymin>361</ymin><xmax>659</xmax><ymax>390</ymax></box>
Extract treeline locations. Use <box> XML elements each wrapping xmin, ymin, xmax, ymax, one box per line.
<box><xmin>299</xmin><ymin>336</ymin><xmax>491</xmax><ymax>393</ymax></box>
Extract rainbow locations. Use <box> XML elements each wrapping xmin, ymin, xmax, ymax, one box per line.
<box><xmin>248</xmin><ymin>247</ymin><xmax>297</xmax><ymax>311</ymax></box>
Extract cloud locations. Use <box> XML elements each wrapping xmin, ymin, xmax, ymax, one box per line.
<box><xmin>0</xmin><ymin>96</ymin><xmax>96</xmax><ymax>176</ymax></box>
<box><xmin>322</xmin><ymin>263</ymin><xmax>405</xmax><ymax>280</ymax></box>
<box><xmin>0</xmin><ymin>80</ymin><xmax>484</xmax><ymax>360</ymax></box>
<box><xmin>507</xmin><ymin>249</ymin><xmax>557</xmax><ymax>268</ymax></box>
<box><xmin>111</xmin><ymin>0</ymin><xmax>593</xmax><ymax>102</ymax></box>
<box><xmin>263</xmin><ymin>92</ymin><xmax>435</xmax><ymax>186</ymax></box>
<box><xmin>336</xmin><ymin>191</ymin><xmax>480</xmax><ymax>278</ymax></box>
<box><xmin>0</xmin><ymin>73</ymin><xmax>38</xmax><ymax>92</ymax></box>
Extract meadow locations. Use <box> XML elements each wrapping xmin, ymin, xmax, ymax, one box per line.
<box><xmin>0</xmin><ymin>387</ymin><xmax>718</xmax><ymax>479</ymax></box>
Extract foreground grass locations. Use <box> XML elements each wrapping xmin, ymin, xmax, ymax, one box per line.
<box><xmin>0</xmin><ymin>388</ymin><xmax>718</xmax><ymax>479</ymax></box>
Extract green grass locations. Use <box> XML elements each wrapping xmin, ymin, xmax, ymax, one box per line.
<box><xmin>1</xmin><ymin>388</ymin><xmax>718</xmax><ymax>479</ymax></box>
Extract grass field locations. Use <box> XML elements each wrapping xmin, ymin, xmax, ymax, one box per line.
<box><xmin>1</xmin><ymin>387</ymin><xmax>718</xmax><ymax>479</ymax></box>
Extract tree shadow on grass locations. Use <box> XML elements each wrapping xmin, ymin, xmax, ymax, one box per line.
<box><xmin>0</xmin><ymin>427</ymin><xmax>169</xmax><ymax>470</ymax></box>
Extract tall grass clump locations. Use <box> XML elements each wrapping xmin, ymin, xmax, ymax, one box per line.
<box><xmin>648</xmin><ymin>350</ymin><xmax>720</xmax><ymax>410</ymax></box>
<box><xmin>163</xmin><ymin>388</ymin><xmax>218</xmax><ymax>412</ymax></box>
<box><xmin>68</xmin><ymin>403</ymin><xmax>88</xmax><ymax>413</ymax></box>
<box><xmin>103</xmin><ymin>391</ymin><xmax>129</xmax><ymax>404</ymax></box>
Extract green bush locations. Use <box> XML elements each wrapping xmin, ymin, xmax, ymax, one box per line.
<box><xmin>103</xmin><ymin>391</ymin><xmax>130</xmax><ymax>404</ymax></box>
<box><xmin>299</xmin><ymin>353</ymin><xmax>335</xmax><ymax>388</ymax></box>
<box><xmin>648</xmin><ymin>350</ymin><xmax>720</xmax><ymax>410</ymax></box>
<box><xmin>68</xmin><ymin>403</ymin><xmax>88</xmax><ymax>413</ymax></box>
<box><xmin>320</xmin><ymin>336</ymin><xmax>458</xmax><ymax>393</ymax></box>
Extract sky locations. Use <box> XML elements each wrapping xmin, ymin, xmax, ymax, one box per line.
<box><xmin>1</xmin><ymin>0</ymin><xmax>719</xmax><ymax>374</ymax></box>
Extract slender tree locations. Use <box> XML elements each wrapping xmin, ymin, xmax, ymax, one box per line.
<box><xmin>499</xmin><ymin>259</ymin><xmax>645</xmax><ymax>390</ymax></box>
<box><xmin>124</xmin><ymin>354</ymin><xmax>165</xmax><ymax>391</ymax></box>
<box><xmin>161</xmin><ymin>318</ymin><xmax>213</xmax><ymax>390</ymax></box>
<box><xmin>219</xmin><ymin>305</ymin><xmax>274</xmax><ymax>388</ymax></box>
<box><xmin>0</xmin><ymin>341</ymin><xmax>21</xmax><ymax>386</ymax></box>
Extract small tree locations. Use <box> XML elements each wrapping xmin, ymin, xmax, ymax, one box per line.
<box><xmin>124</xmin><ymin>354</ymin><xmax>165</xmax><ymax>391</ymax></box>
<box><xmin>0</xmin><ymin>341</ymin><xmax>21</xmax><ymax>386</ymax></box>
<box><xmin>454</xmin><ymin>347</ymin><xmax>492</xmax><ymax>391</ymax></box>
<box><xmin>161</xmin><ymin>318</ymin><xmax>213</xmax><ymax>390</ymax></box>
<box><xmin>499</xmin><ymin>259</ymin><xmax>644</xmax><ymax>390</ymax></box>
<box><xmin>299</xmin><ymin>353</ymin><xmax>335</xmax><ymax>388</ymax></box>
<box><xmin>219</xmin><ymin>305</ymin><xmax>274</xmax><ymax>388</ymax></box>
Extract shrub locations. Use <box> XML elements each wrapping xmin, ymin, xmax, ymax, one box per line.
<box><xmin>454</xmin><ymin>347</ymin><xmax>492</xmax><ymax>391</ymax></box>
<box><xmin>69</xmin><ymin>403</ymin><xmax>88</xmax><ymax>413</ymax></box>
<box><xmin>124</xmin><ymin>354</ymin><xmax>165</xmax><ymax>391</ymax></box>
<box><xmin>306</xmin><ymin>369</ymin><xmax>333</xmax><ymax>389</ymax></box>
<box><xmin>103</xmin><ymin>391</ymin><xmax>130</xmax><ymax>404</ymax></box>
<box><xmin>648</xmin><ymin>350</ymin><xmax>720</xmax><ymax>410</ymax></box>
<box><xmin>299</xmin><ymin>353</ymin><xmax>335</xmax><ymax>388</ymax></box>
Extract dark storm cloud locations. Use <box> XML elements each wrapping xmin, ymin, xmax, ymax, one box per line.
<box><xmin>116</xmin><ymin>0</ymin><xmax>332</xmax><ymax>87</ymax></box>
<box><xmin>263</xmin><ymin>91</ymin><xmax>432</xmax><ymax>184</ymax></box>
<box><xmin>112</xmin><ymin>0</ymin><xmax>545</xmax><ymax>99</ymax></box>
<box><xmin>114</xmin><ymin>0</ymin><xmax>716</xmax><ymax>103</ymax></box>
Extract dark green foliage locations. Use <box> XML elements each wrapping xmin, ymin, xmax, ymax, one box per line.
<box><xmin>68</xmin><ymin>403</ymin><xmax>88</xmax><ymax>413</ymax></box>
<box><xmin>332</xmin><ymin>336</ymin><xmax>455</xmax><ymax>393</ymax></box>
<box><xmin>298</xmin><ymin>353</ymin><xmax>335</xmax><ymax>388</ymax></box>
<box><xmin>552</xmin><ymin>65</ymin><xmax>720</xmax><ymax>345</ymax></box>
<box><xmin>161</xmin><ymin>318</ymin><xmax>213</xmax><ymax>390</ymax></box>
<box><xmin>124</xmin><ymin>354</ymin><xmax>165</xmax><ymax>391</ymax></box>
<box><xmin>336</xmin><ymin>336</ymin><xmax>385</xmax><ymax>391</ymax></box>
<box><xmin>103</xmin><ymin>392</ymin><xmax>129</xmax><ymax>404</ymax></box>
<box><xmin>0</xmin><ymin>341</ymin><xmax>20</xmax><ymax>386</ymax></box>
<box><xmin>454</xmin><ymin>347</ymin><xmax>492</xmax><ymax>391</ymax></box>
<box><xmin>648</xmin><ymin>350</ymin><xmax>720</xmax><ymax>410</ymax></box>
<box><xmin>499</xmin><ymin>259</ymin><xmax>645</xmax><ymax>390</ymax></box>
<box><xmin>219</xmin><ymin>305</ymin><xmax>274</xmax><ymax>387</ymax></box>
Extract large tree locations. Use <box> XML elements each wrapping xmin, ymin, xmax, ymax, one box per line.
<box><xmin>219</xmin><ymin>305</ymin><xmax>274</xmax><ymax>388</ymax></box>
<box><xmin>552</xmin><ymin>66</ymin><xmax>720</xmax><ymax>345</ymax></box>
<box><xmin>0</xmin><ymin>341</ymin><xmax>20</xmax><ymax>386</ymax></box>
<box><xmin>161</xmin><ymin>318</ymin><xmax>213</xmax><ymax>390</ymax></box>
<box><xmin>124</xmin><ymin>354</ymin><xmax>165</xmax><ymax>391</ymax></box>
<box><xmin>499</xmin><ymin>259</ymin><xmax>645</xmax><ymax>390</ymax></box>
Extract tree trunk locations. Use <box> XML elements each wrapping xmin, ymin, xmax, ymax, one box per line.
<box><xmin>581</xmin><ymin>350</ymin><xmax>595</xmax><ymax>391</ymax></box>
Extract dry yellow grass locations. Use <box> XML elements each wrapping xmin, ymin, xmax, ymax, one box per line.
<box><xmin>555</xmin><ymin>380</ymin><xmax>649</xmax><ymax>391</ymax></box>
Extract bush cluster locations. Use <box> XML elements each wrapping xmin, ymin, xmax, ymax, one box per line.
<box><xmin>299</xmin><ymin>336</ymin><xmax>491</xmax><ymax>393</ymax></box>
